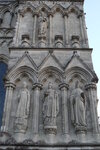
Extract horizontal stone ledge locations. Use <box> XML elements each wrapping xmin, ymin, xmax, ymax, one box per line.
<box><xmin>17</xmin><ymin>0</ymin><xmax>84</xmax><ymax>2</ymax></box>
<box><xmin>0</xmin><ymin>144</ymin><xmax>100</xmax><ymax>150</ymax></box>
<box><xmin>9</xmin><ymin>47</ymin><xmax>93</xmax><ymax>52</ymax></box>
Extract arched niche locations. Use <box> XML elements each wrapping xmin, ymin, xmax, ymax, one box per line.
<box><xmin>39</xmin><ymin>66</ymin><xmax>63</xmax><ymax>84</ymax></box>
<box><xmin>38</xmin><ymin>67</ymin><xmax>63</xmax><ymax>134</ymax></box>
<box><xmin>1</xmin><ymin>11</ymin><xmax>11</xmax><ymax>28</ymax></box>
<box><xmin>7</xmin><ymin>66</ymin><xmax>37</xmax><ymax>83</ymax></box>
<box><xmin>52</xmin><ymin>11</ymin><xmax>64</xmax><ymax>45</ymax></box>
<box><xmin>65</xmin><ymin>67</ymin><xmax>93</xmax><ymax>84</ymax></box>
<box><xmin>65</xmin><ymin>67</ymin><xmax>93</xmax><ymax>132</ymax></box>
<box><xmin>18</xmin><ymin>10</ymin><xmax>34</xmax><ymax>45</ymax></box>
<box><xmin>67</xmin><ymin>10</ymin><xmax>80</xmax><ymax>40</ymax></box>
<box><xmin>11</xmin><ymin>6</ymin><xmax>18</xmax><ymax>28</ymax></box>
<box><xmin>7</xmin><ymin>66</ymin><xmax>37</xmax><ymax>132</ymax></box>
<box><xmin>0</xmin><ymin>61</ymin><xmax>8</xmax><ymax>127</ymax></box>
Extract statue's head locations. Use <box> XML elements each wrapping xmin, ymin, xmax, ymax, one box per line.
<box><xmin>23</xmin><ymin>81</ymin><xmax>27</xmax><ymax>88</ymax></box>
<box><xmin>48</xmin><ymin>82</ymin><xmax>52</xmax><ymax>89</ymax></box>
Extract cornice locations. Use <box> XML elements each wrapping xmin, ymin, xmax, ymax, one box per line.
<box><xmin>9</xmin><ymin>47</ymin><xmax>93</xmax><ymax>52</ymax></box>
<box><xmin>0</xmin><ymin>0</ymin><xmax>84</xmax><ymax>3</ymax></box>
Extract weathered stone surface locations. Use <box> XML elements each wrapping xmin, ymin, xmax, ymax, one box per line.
<box><xmin>0</xmin><ymin>0</ymin><xmax>100</xmax><ymax>149</ymax></box>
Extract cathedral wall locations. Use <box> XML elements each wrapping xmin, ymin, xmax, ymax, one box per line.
<box><xmin>0</xmin><ymin>0</ymin><xmax>99</xmax><ymax>148</ymax></box>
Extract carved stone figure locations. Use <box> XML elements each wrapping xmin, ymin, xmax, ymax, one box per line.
<box><xmin>55</xmin><ymin>35</ymin><xmax>63</xmax><ymax>48</ymax></box>
<box><xmin>38</xmin><ymin>12</ymin><xmax>48</xmax><ymax>37</ymax></box>
<box><xmin>70</xmin><ymin>81</ymin><xmax>86</xmax><ymax>132</ymax></box>
<box><xmin>15</xmin><ymin>82</ymin><xmax>30</xmax><ymax>133</ymax></box>
<box><xmin>43</xmin><ymin>82</ymin><xmax>59</xmax><ymax>127</ymax></box>
<box><xmin>71</xmin><ymin>35</ymin><xmax>80</xmax><ymax>48</ymax></box>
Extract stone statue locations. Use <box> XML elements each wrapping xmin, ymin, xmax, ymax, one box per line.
<box><xmin>43</xmin><ymin>82</ymin><xmax>59</xmax><ymax>127</ymax></box>
<box><xmin>15</xmin><ymin>82</ymin><xmax>30</xmax><ymax>133</ymax></box>
<box><xmin>70</xmin><ymin>81</ymin><xmax>86</xmax><ymax>131</ymax></box>
<box><xmin>38</xmin><ymin>12</ymin><xmax>48</xmax><ymax>37</ymax></box>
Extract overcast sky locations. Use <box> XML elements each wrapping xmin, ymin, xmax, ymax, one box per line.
<box><xmin>84</xmin><ymin>0</ymin><xmax>100</xmax><ymax>115</ymax></box>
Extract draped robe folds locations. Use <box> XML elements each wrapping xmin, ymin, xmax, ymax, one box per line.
<box><xmin>71</xmin><ymin>88</ymin><xmax>86</xmax><ymax>127</ymax></box>
<box><xmin>15</xmin><ymin>87</ymin><xmax>30</xmax><ymax>131</ymax></box>
<box><xmin>43</xmin><ymin>88</ymin><xmax>59</xmax><ymax>126</ymax></box>
<box><xmin>38</xmin><ymin>14</ymin><xmax>47</xmax><ymax>37</ymax></box>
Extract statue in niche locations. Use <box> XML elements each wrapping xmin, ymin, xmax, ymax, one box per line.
<box><xmin>38</xmin><ymin>11</ymin><xmax>48</xmax><ymax>38</ymax></box>
<box><xmin>15</xmin><ymin>82</ymin><xmax>30</xmax><ymax>133</ymax></box>
<box><xmin>70</xmin><ymin>81</ymin><xmax>87</xmax><ymax>131</ymax></box>
<box><xmin>43</xmin><ymin>82</ymin><xmax>59</xmax><ymax>127</ymax></box>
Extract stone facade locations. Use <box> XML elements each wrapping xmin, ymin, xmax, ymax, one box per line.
<box><xmin>0</xmin><ymin>0</ymin><xmax>100</xmax><ymax>149</ymax></box>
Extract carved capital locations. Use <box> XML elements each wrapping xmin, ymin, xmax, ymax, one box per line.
<box><xmin>33</xmin><ymin>12</ymin><xmax>39</xmax><ymax>17</ymax></box>
<box><xmin>59</xmin><ymin>83</ymin><xmax>69</xmax><ymax>90</ymax></box>
<box><xmin>44</xmin><ymin>126</ymin><xmax>57</xmax><ymax>135</ymax></box>
<box><xmin>63</xmin><ymin>13</ymin><xmax>68</xmax><ymax>18</ymax></box>
<box><xmin>5</xmin><ymin>81</ymin><xmax>16</xmax><ymax>89</ymax></box>
<box><xmin>85</xmin><ymin>82</ymin><xmax>97</xmax><ymax>90</ymax></box>
<box><xmin>48</xmin><ymin>12</ymin><xmax>53</xmax><ymax>17</ymax></box>
<box><xmin>32</xmin><ymin>83</ymin><xmax>43</xmax><ymax>90</ymax></box>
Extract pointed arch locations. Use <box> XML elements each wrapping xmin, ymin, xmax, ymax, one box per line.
<box><xmin>5</xmin><ymin>30</ymin><xmax>14</xmax><ymax>37</ymax></box>
<box><xmin>0</xmin><ymin>6</ymin><xmax>11</xmax><ymax>19</ymax></box>
<box><xmin>65</xmin><ymin>66</ymin><xmax>96</xmax><ymax>83</ymax></box>
<box><xmin>6</xmin><ymin>66</ymin><xmax>37</xmax><ymax>83</ymax></box>
<box><xmin>38</xmin><ymin>66</ymin><xmax>63</xmax><ymax>83</ymax></box>
<box><xmin>52</xmin><ymin>4</ymin><xmax>65</xmax><ymax>16</ymax></box>
<box><xmin>66</xmin><ymin>4</ymin><xmax>81</xmax><ymax>16</ymax></box>
<box><xmin>0</xmin><ymin>54</ymin><xmax>9</xmax><ymax>64</ymax></box>
<box><xmin>20</xmin><ymin>5</ymin><xmax>35</xmax><ymax>17</ymax></box>
<box><xmin>36</xmin><ymin>3</ymin><xmax>50</xmax><ymax>14</ymax></box>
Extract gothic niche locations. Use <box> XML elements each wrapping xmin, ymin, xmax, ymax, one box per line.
<box><xmin>70</xmin><ymin>80</ymin><xmax>87</xmax><ymax>133</ymax></box>
<box><xmin>38</xmin><ymin>10</ymin><xmax>48</xmax><ymax>47</ymax></box>
<box><xmin>14</xmin><ymin>81</ymin><xmax>31</xmax><ymax>133</ymax></box>
<box><xmin>1</xmin><ymin>11</ymin><xmax>12</xmax><ymax>28</ymax></box>
<box><xmin>43</xmin><ymin>82</ymin><xmax>59</xmax><ymax>134</ymax></box>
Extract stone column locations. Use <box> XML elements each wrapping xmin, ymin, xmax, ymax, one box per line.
<box><xmin>32</xmin><ymin>83</ymin><xmax>42</xmax><ymax>135</ymax></box>
<box><xmin>59</xmin><ymin>83</ymin><xmax>69</xmax><ymax>135</ymax></box>
<box><xmin>79</xmin><ymin>14</ymin><xmax>84</xmax><ymax>46</ymax></box>
<box><xmin>85</xmin><ymin>82</ymin><xmax>99</xmax><ymax>133</ymax></box>
<box><xmin>64</xmin><ymin>14</ymin><xmax>69</xmax><ymax>47</ymax></box>
<box><xmin>33</xmin><ymin>14</ymin><xmax>37</xmax><ymax>47</ymax></box>
<box><xmin>49</xmin><ymin>13</ymin><xmax>53</xmax><ymax>47</ymax></box>
<box><xmin>81</xmin><ymin>14</ymin><xmax>89</xmax><ymax>47</ymax></box>
<box><xmin>1</xmin><ymin>82</ymin><xmax>15</xmax><ymax>132</ymax></box>
<box><xmin>13</xmin><ymin>12</ymin><xmax>21</xmax><ymax>46</ymax></box>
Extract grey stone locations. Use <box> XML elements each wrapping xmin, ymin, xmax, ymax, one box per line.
<box><xmin>0</xmin><ymin>0</ymin><xmax>100</xmax><ymax>149</ymax></box>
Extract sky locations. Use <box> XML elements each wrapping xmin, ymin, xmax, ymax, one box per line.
<box><xmin>84</xmin><ymin>0</ymin><xmax>100</xmax><ymax>115</ymax></box>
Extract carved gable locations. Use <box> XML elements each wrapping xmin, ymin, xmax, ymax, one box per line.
<box><xmin>39</xmin><ymin>53</ymin><xmax>63</xmax><ymax>71</ymax></box>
